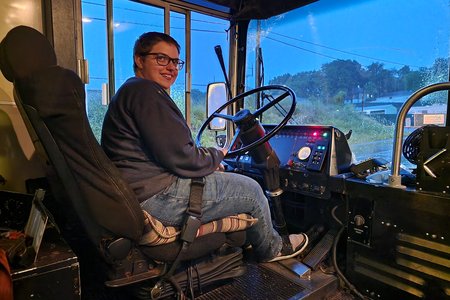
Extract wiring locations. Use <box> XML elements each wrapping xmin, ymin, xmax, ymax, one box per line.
<box><xmin>270</xmin><ymin>31</ymin><xmax>424</xmax><ymax>69</ymax></box>
<box><xmin>331</xmin><ymin>204</ymin><xmax>370</xmax><ymax>300</ymax></box>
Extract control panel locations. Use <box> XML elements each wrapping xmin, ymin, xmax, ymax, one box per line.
<box><xmin>269</xmin><ymin>125</ymin><xmax>333</xmax><ymax>173</ymax></box>
<box><xmin>224</xmin><ymin>125</ymin><xmax>353</xmax><ymax>199</ymax></box>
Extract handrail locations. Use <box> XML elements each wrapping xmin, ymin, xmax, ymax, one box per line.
<box><xmin>388</xmin><ymin>81</ymin><xmax>450</xmax><ymax>188</ymax></box>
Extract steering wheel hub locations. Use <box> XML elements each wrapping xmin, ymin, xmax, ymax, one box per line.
<box><xmin>234</xmin><ymin>109</ymin><xmax>256</xmax><ymax>128</ymax></box>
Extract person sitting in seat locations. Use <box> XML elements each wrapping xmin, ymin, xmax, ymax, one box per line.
<box><xmin>101</xmin><ymin>32</ymin><xmax>307</xmax><ymax>262</ymax></box>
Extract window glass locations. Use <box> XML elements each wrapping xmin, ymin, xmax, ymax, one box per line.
<box><xmin>190</xmin><ymin>12</ymin><xmax>229</xmax><ymax>142</ymax></box>
<box><xmin>82</xmin><ymin>0</ymin><xmax>165</xmax><ymax>140</ymax></box>
<box><xmin>82</xmin><ymin>1</ymin><xmax>229</xmax><ymax>142</ymax></box>
<box><xmin>113</xmin><ymin>0</ymin><xmax>164</xmax><ymax>89</ymax></box>
<box><xmin>246</xmin><ymin>0</ymin><xmax>449</xmax><ymax>167</ymax></box>
<box><xmin>170</xmin><ymin>11</ymin><xmax>186</xmax><ymax>116</ymax></box>
<box><xmin>81</xmin><ymin>0</ymin><xmax>108</xmax><ymax>140</ymax></box>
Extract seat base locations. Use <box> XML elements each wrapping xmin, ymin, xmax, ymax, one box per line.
<box><xmin>105</xmin><ymin>263</ymin><xmax>166</xmax><ymax>288</ymax></box>
<box><xmin>131</xmin><ymin>246</ymin><xmax>245</xmax><ymax>300</ymax></box>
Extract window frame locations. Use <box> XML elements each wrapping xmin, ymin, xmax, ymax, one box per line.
<box><xmin>99</xmin><ymin>0</ymin><xmax>233</xmax><ymax>127</ymax></box>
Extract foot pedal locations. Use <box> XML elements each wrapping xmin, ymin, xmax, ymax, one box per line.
<box><xmin>298</xmin><ymin>224</ymin><xmax>326</xmax><ymax>259</ymax></box>
<box><xmin>302</xmin><ymin>230</ymin><xmax>335</xmax><ymax>270</ymax></box>
<box><xmin>278</xmin><ymin>259</ymin><xmax>311</xmax><ymax>278</ymax></box>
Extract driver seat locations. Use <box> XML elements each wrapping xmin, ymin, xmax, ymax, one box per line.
<box><xmin>0</xmin><ymin>25</ymin><xmax>254</xmax><ymax>298</ymax></box>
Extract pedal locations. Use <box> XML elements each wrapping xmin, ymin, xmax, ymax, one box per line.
<box><xmin>302</xmin><ymin>230</ymin><xmax>335</xmax><ymax>270</ymax></box>
<box><xmin>278</xmin><ymin>259</ymin><xmax>311</xmax><ymax>279</ymax></box>
<box><xmin>298</xmin><ymin>224</ymin><xmax>325</xmax><ymax>259</ymax></box>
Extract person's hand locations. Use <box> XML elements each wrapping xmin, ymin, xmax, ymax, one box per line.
<box><xmin>216</xmin><ymin>147</ymin><xmax>228</xmax><ymax>156</ymax></box>
<box><xmin>216</xmin><ymin>163</ymin><xmax>225</xmax><ymax>172</ymax></box>
<box><xmin>216</xmin><ymin>147</ymin><xmax>227</xmax><ymax>172</ymax></box>
<box><xmin>218</xmin><ymin>147</ymin><xmax>228</xmax><ymax>156</ymax></box>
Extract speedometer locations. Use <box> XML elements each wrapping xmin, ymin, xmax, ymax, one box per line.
<box><xmin>297</xmin><ymin>146</ymin><xmax>311</xmax><ymax>160</ymax></box>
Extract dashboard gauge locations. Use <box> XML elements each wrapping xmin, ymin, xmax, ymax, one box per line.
<box><xmin>297</xmin><ymin>146</ymin><xmax>311</xmax><ymax>160</ymax></box>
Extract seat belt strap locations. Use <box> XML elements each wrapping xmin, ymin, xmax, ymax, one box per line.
<box><xmin>181</xmin><ymin>177</ymin><xmax>205</xmax><ymax>243</ymax></box>
<box><xmin>152</xmin><ymin>177</ymin><xmax>206</xmax><ymax>299</ymax></box>
<box><xmin>186</xmin><ymin>177</ymin><xmax>205</xmax><ymax>217</ymax></box>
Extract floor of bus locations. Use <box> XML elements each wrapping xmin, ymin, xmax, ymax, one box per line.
<box><xmin>81</xmin><ymin>247</ymin><xmax>355</xmax><ymax>300</ymax></box>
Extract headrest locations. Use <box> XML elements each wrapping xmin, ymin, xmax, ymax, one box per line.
<box><xmin>0</xmin><ymin>25</ymin><xmax>57</xmax><ymax>82</ymax></box>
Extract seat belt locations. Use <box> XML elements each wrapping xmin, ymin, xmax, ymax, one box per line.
<box><xmin>151</xmin><ymin>177</ymin><xmax>205</xmax><ymax>299</ymax></box>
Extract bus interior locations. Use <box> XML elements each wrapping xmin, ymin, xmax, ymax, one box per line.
<box><xmin>0</xmin><ymin>0</ymin><xmax>449</xmax><ymax>299</ymax></box>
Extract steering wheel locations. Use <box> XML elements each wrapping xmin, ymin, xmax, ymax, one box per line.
<box><xmin>196</xmin><ymin>85</ymin><xmax>296</xmax><ymax>157</ymax></box>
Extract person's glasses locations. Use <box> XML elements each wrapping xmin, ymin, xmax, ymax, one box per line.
<box><xmin>141</xmin><ymin>52</ymin><xmax>185</xmax><ymax>70</ymax></box>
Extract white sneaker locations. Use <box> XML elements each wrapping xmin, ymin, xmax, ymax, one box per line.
<box><xmin>266</xmin><ymin>233</ymin><xmax>308</xmax><ymax>262</ymax></box>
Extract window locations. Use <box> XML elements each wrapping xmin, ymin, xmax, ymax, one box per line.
<box><xmin>190</xmin><ymin>12</ymin><xmax>229</xmax><ymax>134</ymax></box>
<box><xmin>81</xmin><ymin>0</ymin><xmax>108</xmax><ymax>140</ymax></box>
<box><xmin>245</xmin><ymin>0</ymin><xmax>449</xmax><ymax>167</ymax></box>
<box><xmin>170</xmin><ymin>11</ymin><xmax>187</xmax><ymax>116</ymax></box>
<box><xmin>82</xmin><ymin>0</ymin><xmax>230</xmax><ymax>141</ymax></box>
<box><xmin>113</xmin><ymin>0</ymin><xmax>164</xmax><ymax>89</ymax></box>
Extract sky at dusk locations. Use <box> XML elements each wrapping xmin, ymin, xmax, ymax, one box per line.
<box><xmin>81</xmin><ymin>0</ymin><xmax>450</xmax><ymax>91</ymax></box>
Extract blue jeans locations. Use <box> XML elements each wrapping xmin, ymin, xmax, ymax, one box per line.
<box><xmin>141</xmin><ymin>171</ymin><xmax>282</xmax><ymax>261</ymax></box>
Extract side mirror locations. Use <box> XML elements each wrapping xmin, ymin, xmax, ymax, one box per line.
<box><xmin>206</xmin><ymin>82</ymin><xmax>227</xmax><ymax>131</ymax></box>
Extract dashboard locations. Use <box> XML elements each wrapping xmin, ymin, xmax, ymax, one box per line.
<box><xmin>224</xmin><ymin>125</ymin><xmax>353</xmax><ymax>199</ymax></box>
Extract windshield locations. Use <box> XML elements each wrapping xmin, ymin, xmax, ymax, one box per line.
<box><xmin>245</xmin><ymin>0</ymin><xmax>450</xmax><ymax>168</ymax></box>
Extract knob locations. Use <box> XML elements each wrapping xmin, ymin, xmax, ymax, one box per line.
<box><xmin>354</xmin><ymin>215</ymin><xmax>365</xmax><ymax>227</ymax></box>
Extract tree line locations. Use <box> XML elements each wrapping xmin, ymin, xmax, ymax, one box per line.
<box><xmin>268</xmin><ymin>58</ymin><xmax>449</xmax><ymax>105</ymax></box>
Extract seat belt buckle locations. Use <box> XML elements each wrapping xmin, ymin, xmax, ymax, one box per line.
<box><xmin>191</xmin><ymin>177</ymin><xmax>205</xmax><ymax>187</ymax></box>
<box><xmin>180</xmin><ymin>216</ymin><xmax>201</xmax><ymax>243</ymax></box>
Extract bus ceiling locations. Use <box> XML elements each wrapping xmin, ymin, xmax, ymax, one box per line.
<box><xmin>170</xmin><ymin>0</ymin><xmax>317</xmax><ymax>20</ymax></box>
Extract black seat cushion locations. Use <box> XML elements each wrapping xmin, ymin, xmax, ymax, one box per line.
<box><xmin>141</xmin><ymin>231</ymin><xmax>246</xmax><ymax>261</ymax></box>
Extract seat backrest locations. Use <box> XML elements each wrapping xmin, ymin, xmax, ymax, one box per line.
<box><xmin>0</xmin><ymin>26</ymin><xmax>144</xmax><ymax>255</ymax></box>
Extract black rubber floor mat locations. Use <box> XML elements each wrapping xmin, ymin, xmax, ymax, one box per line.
<box><xmin>196</xmin><ymin>263</ymin><xmax>305</xmax><ymax>300</ymax></box>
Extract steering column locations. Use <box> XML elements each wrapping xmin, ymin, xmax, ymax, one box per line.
<box><xmin>233</xmin><ymin>109</ymin><xmax>287</xmax><ymax>235</ymax></box>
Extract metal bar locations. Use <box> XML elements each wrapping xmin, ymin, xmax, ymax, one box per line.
<box><xmin>185</xmin><ymin>10</ymin><xmax>191</xmax><ymax>127</ymax></box>
<box><xmin>106</xmin><ymin>0</ymin><xmax>115</xmax><ymax>98</ymax></box>
<box><xmin>388</xmin><ymin>82</ymin><xmax>450</xmax><ymax>188</ymax></box>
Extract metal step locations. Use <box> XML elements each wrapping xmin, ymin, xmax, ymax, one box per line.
<box><xmin>196</xmin><ymin>260</ymin><xmax>341</xmax><ymax>300</ymax></box>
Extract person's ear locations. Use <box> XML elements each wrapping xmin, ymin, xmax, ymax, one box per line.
<box><xmin>134</xmin><ymin>55</ymin><xmax>144</xmax><ymax>70</ymax></box>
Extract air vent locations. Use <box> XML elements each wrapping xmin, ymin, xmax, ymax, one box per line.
<box><xmin>354</xmin><ymin>254</ymin><xmax>426</xmax><ymax>298</ymax></box>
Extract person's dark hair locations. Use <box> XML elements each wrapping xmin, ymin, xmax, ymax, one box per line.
<box><xmin>133</xmin><ymin>32</ymin><xmax>181</xmax><ymax>73</ymax></box>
